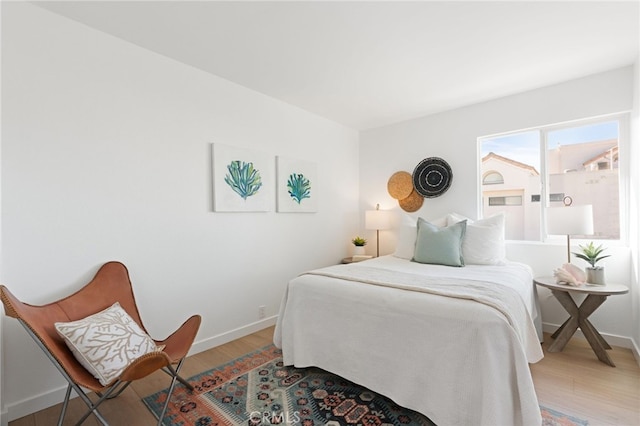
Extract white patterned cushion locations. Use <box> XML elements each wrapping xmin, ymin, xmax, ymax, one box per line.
<box><xmin>55</xmin><ymin>302</ymin><xmax>160</xmax><ymax>386</ymax></box>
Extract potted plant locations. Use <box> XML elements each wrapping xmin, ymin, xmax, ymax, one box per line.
<box><xmin>352</xmin><ymin>236</ymin><xmax>367</xmax><ymax>256</ymax></box>
<box><xmin>572</xmin><ymin>242</ymin><xmax>610</xmax><ymax>285</ymax></box>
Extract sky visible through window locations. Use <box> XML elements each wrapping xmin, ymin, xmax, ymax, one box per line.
<box><xmin>481</xmin><ymin>121</ymin><xmax>618</xmax><ymax>173</ymax></box>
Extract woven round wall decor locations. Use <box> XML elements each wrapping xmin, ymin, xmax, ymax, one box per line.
<box><xmin>412</xmin><ymin>157</ymin><xmax>452</xmax><ymax>198</ymax></box>
<box><xmin>398</xmin><ymin>190</ymin><xmax>424</xmax><ymax>212</ymax></box>
<box><xmin>387</xmin><ymin>171</ymin><xmax>414</xmax><ymax>200</ymax></box>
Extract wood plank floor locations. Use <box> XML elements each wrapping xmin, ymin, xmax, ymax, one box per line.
<box><xmin>8</xmin><ymin>326</ymin><xmax>640</xmax><ymax>426</ymax></box>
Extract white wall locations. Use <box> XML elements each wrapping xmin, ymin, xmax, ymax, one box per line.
<box><xmin>0</xmin><ymin>3</ymin><xmax>359</xmax><ymax>421</ymax></box>
<box><xmin>631</xmin><ymin>59</ymin><xmax>640</xmax><ymax>361</ymax></box>
<box><xmin>360</xmin><ymin>67</ymin><xmax>637</xmax><ymax>349</ymax></box>
<box><xmin>0</xmin><ymin>0</ymin><xmax>4</xmax><ymax>423</ymax></box>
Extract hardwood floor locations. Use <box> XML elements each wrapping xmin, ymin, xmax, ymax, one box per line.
<box><xmin>532</xmin><ymin>334</ymin><xmax>640</xmax><ymax>426</ymax></box>
<box><xmin>8</xmin><ymin>326</ymin><xmax>640</xmax><ymax>426</ymax></box>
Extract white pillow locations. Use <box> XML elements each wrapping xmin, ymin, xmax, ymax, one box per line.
<box><xmin>446</xmin><ymin>212</ymin><xmax>507</xmax><ymax>265</ymax></box>
<box><xmin>55</xmin><ymin>302</ymin><xmax>160</xmax><ymax>386</ymax></box>
<box><xmin>393</xmin><ymin>215</ymin><xmax>448</xmax><ymax>260</ymax></box>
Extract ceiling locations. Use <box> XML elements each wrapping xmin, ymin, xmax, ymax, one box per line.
<box><xmin>33</xmin><ymin>1</ymin><xmax>639</xmax><ymax>130</ymax></box>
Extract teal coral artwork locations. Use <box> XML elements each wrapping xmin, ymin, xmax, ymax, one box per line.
<box><xmin>287</xmin><ymin>173</ymin><xmax>311</xmax><ymax>204</ymax></box>
<box><xmin>213</xmin><ymin>144</ymin><xmax>271</xmax><ymax>212</ymax></box>
<box><xmin>276</xmin><ymin>156</ymin><xmax>317</xmax><ymax>212</ymax></box>
<box><xmin>224</xmin><ymin>160</ymin><xmax>263</xmax><ymax>200</ymax></box>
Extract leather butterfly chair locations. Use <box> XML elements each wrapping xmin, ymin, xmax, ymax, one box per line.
<box><xmin>0</xmin><ymin>261</ymin><xmax>201</xmax><ymax>425</ymax></box>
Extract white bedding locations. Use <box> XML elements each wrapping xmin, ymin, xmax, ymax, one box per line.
<box><xmin>274</xmin><ymin>256</ymin><xmax>544</xmax><ymax>426</ymax></box>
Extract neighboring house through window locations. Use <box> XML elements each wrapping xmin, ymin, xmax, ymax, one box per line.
<box><xmin>481</xmin><ymin>152</ymin><xmax>539</xmax><ymax>240</ymax></box>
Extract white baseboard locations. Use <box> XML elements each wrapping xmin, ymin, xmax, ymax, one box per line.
<box><xmin>632</xmin><ymin>337</ymin><xmax>640</xmax><ymax>367</ymax></box>
<box><xmin>189</xmin><ymin>315</ymin><xmax>277</xmax><ymax>355</ymax></box>
<box><xmin>5</xmin><ymin>384</ymin><xmax>69</xmax><ymax>423</ymax></box>
<box><xmin>4</xmin><ymin>317</ymin><xmax>278</xmax><ymax>422</ymax></box>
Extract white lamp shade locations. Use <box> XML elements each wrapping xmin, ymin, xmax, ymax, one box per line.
<box><xmin>365</xmin><ymin>209</ymin><xmax>391</xmax><ymax>230</ymax></box>
<box><xmin>547</xmin><ymin>205</ymin><xmax>594</xmax><ymax>236</ymax></box>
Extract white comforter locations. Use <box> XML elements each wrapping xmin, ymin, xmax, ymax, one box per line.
<box><xmin>274</xmin><ymin>256</ymin><xmax>544</xmax><ymax>426</ymax></box>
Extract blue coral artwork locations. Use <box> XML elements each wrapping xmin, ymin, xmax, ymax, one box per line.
<box><xmin>287</xmin><ymin>173</ymin><xmax>311</xmax><ymax>204</ymax></box>
<box><xmin>277</xmin><ymin>156</ymin><xmax>317</xmax><ymax>212</ymax></box>
<box><xmin>224</xmin><ymin>160</ymin><xmax>263</xmax><ymax>200</ymax></box>
<box><xmin>212</xmin><ymin>144</ymin><xmax>272</xmax><ymax>212</ymax></box>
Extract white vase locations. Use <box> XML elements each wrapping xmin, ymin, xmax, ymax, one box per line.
<box><xmin>586</xmin><ymin>267</ymin><xmax>606</xmax><ymax>285</ymax></box>
<box><xmin>353</xmin><ymin>246</ymin><xmax>366</xmax><ymax>256</ymax></box>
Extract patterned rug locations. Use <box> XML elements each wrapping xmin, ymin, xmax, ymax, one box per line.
<box><xmin>143</xmin><ymin>345</ymin><xmax>588</xmax><ymax>426</ymax></box>
<box><xmin>541</xmin><ymin>406</ymin><xmax>589</xmax><ymax>426</ymax></box>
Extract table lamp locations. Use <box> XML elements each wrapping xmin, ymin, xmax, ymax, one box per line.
<box><xmin>547</xmin><ymin>204</ymin><xmax>594</xmax><ymax>263</ymax></box>
<box><xmin>365</xmin><ymin>204</ymin><xmax>391</xmax><ymax>257</ymax></box>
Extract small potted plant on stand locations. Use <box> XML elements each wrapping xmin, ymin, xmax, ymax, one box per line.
<box><xmin>352</xmin><ymin>236</ymin><xmax>367</xmax><ymax>256</ymax></box>
<box><xmin>573</xmin><ymin>242</ymin><xmax>610</xmax><ymax>285</ymax></box>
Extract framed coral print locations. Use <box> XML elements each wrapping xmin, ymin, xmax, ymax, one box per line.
<box><xmin>276</xmin><ymin>156</ymin><xmax>317</xmax><ymax>213</ymax></box>
<box><xmin>212</xmin><ymin>144</ymin><xmax>272</xmax><ymax>212</ymax></box>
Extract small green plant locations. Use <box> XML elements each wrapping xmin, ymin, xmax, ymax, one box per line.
<box><xmin>572</xmin><ymin>242</ymin><xmax>610</xmax><ymax>268</ymax></box>
<box><xmin>352</xmin><ymin>236</ymin><xmax>367</xmax><ymax>246</ymax></box>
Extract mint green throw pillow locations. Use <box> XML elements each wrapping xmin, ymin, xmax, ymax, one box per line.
<box><xmin>412</xmin><ymin>218</ymin><xmax>467</xmax><ymax>267</ymax></box>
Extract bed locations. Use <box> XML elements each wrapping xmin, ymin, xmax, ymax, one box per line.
<box><xmin>274</xmin><ymin>215</ymin><xmax>544</xmax><ymax>426</ymax></box>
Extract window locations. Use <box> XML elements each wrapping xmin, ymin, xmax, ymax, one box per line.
<box><xmin>531</xmin><ymin>193</ymin><xmax>565</xmax><ymax>203</ymax></box>
<box><xmin>488</xmin><ymin>196</ymin><xmax>522</xmax><ymax>206</ymax></box>
<box><xmin>483</xmin><ymin>171</ymin><xmax>504</xmax><ymax>185</ymax></box>
<box><xmin>479</xmin><ymin>115</ymin><xmax>624</xmax><ymax>241</ymax></box>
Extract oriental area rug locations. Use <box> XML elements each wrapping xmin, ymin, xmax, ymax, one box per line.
<box><xmin>143</xmin><ymin>345</ymin><xmax>588</xmax><ymax>426</ymax></box>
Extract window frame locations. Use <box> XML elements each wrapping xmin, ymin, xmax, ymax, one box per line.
<box><xmin>478</xmin><ymin>112</ymin><xmax>629</xmax><ymax>244</ymax></box>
